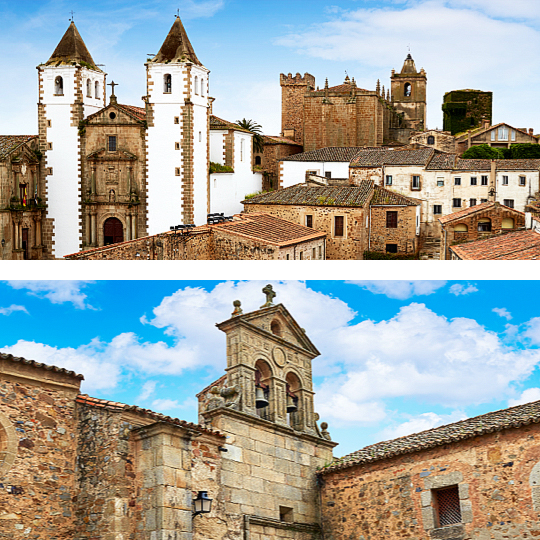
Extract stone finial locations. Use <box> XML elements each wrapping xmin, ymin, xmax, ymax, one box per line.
<box><xmin>344</xmin><ymin>74</ymin><xmax>350</xmax><ymax>84</ymax></box>
<box><xmin>320</xmin><ymin>422</ymin><xmax>332</xmax><ymax>441</ymax></box>
<box><xmin>376</xmin><ymin>79</ymin><xmax>381</xmax><ymax>95</ymax></box>
<box><xmin>387</xmin><ymin>89</ymin><xmax>390</xmax><ymax>101</ymax></box>
<box><xmin>381</xmin><ymin>85</ymin><xmax>385</xmax><ymax>98</ymax></box>
<box><xmin>351</xmin><ymin>77</ymin><xmax>356</xmax><ymax>88</ymax></box>
<box><xmin>232</xmin><ymin>300</ymin><xmax>243</xmax><ymax>316</ymax></box>
<box><xmin>260</xmin><ymin>284</ymin><xmax>276</xmax><ymax>308</ymax></box>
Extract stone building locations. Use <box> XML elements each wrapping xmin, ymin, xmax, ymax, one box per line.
<box><xmin>0</xmin><ymin>287</ymin><xmax>336</xmax><ymax>540</ymax></box>
<box><xmin>0</xmin><ymin>136</ymin><xmax>48</xmax><ymax>260</ymax></box>
<box><xmin>319</xmin><ymin>400</ymin><xmax>540</xmax><ymax>540</ymax></box>
<box><xmin>442</xmin><ymin>89</ymin><xmax>493</xmax><ymax>135</ymax></box>
<box><xmin>410</xmin><ymin>129</ymin><xmax>456</xmax><ymax>154</ymax></box>
<box><xmin>255</xmin><ymin>136</ymin><xmax>303</xmax><ymax>191</ymax></box>
<box><xmin>280</xmin><ymin>54</ymin><xmax>427</xmax><ymax>151</ymax></box>
<box><xmin>438</xmin><ymin>201</ymin><xmax>526</xmax><ymax>260</ymax></box>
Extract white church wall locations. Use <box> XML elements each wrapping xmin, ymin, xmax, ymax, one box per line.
<box><xmin>192</xmin><ymin>94</ymin><xmax>209</xmax><ymax>226</ymax></box>
<box><xmin>210</xmin><ymin>131</ymin><xmax>225</xmax><ymax>164</ymax></box>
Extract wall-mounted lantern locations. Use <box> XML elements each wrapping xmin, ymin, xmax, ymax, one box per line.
<box><xmin>193</xmin><ymin>491</ymin><xmax>212</xmax><ymax>516</ymax></box>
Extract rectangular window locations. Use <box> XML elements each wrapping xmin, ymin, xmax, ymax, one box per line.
<box><xmin>306</xmin><ymin>215</ymin><xmax>313</xmax><ymax>228</ymax></box>
<box><xmin>386</xmin><ymin>211</ymin><xmax>398</xmax><ymax>229</ymax></box>
<box><xmin>491</xmin><ymin>130</ymin><xmax>496</xmax><ymax>141</ymax></box>
<box><xmin>481</xmin><ymin>198</ymin><xmax>488</xmax><ymax>203</ymax></box>
<box><xmin>504</xmin><ymin>199</ymin><xmax>514</xmax><ymax>208</ymax></box>
<box><xmin>452</xmin><ymin>198</ymin><xmax>462</xmax><ymax>208</ymax></box>
<box><xmin>499</xmin><ymin>126</ymin><xmax>509</xmax><ymax>141</ymax></box>
<box><xmin>175</xmin><ymin>168</ymin><xmax>181</xmax><ymax>176</ymax></box>
<box><xmin>325</xmin><ymin>171</ymin><xmax>332</xmax><ymax>179</ymax></box>
<box><xmin>520</xmin><ymin>176</ymin><xmax>526</xmax><ymax>186</ymax></box>
<box><xmin>299</xmin><ymin>251</ymin><xmax>303</xmax><ymax>260</ymax></box>
<box><xmin>286</xmin><ymin>254</ymin><xmax>290</xmax><ymax>260</ymax></box>
<box><xmin>511</xmin><ymin>129</ymin><xmax>516</xmax><ymax>141</ymax></box>
<box><xmin>470</xmin><ymin>198</ymin><xmax>477</xmax><ymax>206</ymax></box>
<box><xmin>435</xmin><ymin>486</ymin><xmax>462</xmax><ymax>527</ymax></box>
<box><xmin>334</xmin><ymin>216</ymin><xmax>344</xmax><ymax>237</ymax></box>
<box><xmin>199</xmin><ymin>131</ymin><xmax>202</xmax><ymax>142</ymax></box>
<box><xmin>279</xmin><ymin>507</ymin><xmax>294</xmax><ymax>523</ymax></box>
<box><xmin>174</xmin><ymin>117</ymin><xmax>180</xmax><ymax>124</ymax></box>
<box><xmin>454</xmin><ymin>177</ymin><xmax>461</xmax><ymax>186</ymax></box>
<box><xmin>47</xmin><ymin>119</ymin><xmax>52</xmax><ymax>128</ymax></box>
<box><xmin>175</xmin><ymin>142</ymin><xmax>180</xmax><ymax>150</ymax></box>
<box><xmin>433</xmin><ymin>205</ymin><xmax>442</xmax><ymax>215</ymax></box>
<box><xmin>108</xmin><ymin>136</ymin><xmax>117</xmax><ymax>152</ymax></box>
<box><xmin>47</xmin><ymin>142</ymin><xmax>53</xmax><ymax>150</ymax></box>
<box><xmin>312</xmin><ymin>248</ymin><xmax>316</xmax><ymax>259</ymax></box>
<box><xmin>318</xmin><ymin>246</ymin><xmax>322</xmax><ymax>259</ymax></box>
<box><xmin>411</xmin><ymin>175</ymin><xmax>420</xmax><ymax>190</ymax></box>
<box><xmin>502</xmin><ymin>175</ymin><xmax>509</xmax><ymax>185</ymax></box>
<box><xmin>385</xmin><ymin>175</ymin><xmax>392</xmax><ymax>186</ymax></box>
<box><xmin>437</xmin><ymin>179</ymin><xmax>444</xmax><ymax>187</ymax></box>
<box><xmin>470</xmin><ymin>176</ymin><xmax>477</xmax><ymax>185</ymax></box>
<box><xmin>481</xmin><ymin>175</ymin><xmax>488</xmax><ymax>186</ymax></box>
<box><xmin>386</xmin><ymin>244</ymin><xmax>398</xmax><ymax>253</ymax></box>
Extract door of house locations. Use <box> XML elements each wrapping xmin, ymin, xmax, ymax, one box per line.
<box><xmin>103</xmin><ymin>218</ymin><xmax>124</xmax><ymax>246</ymax></box>
<box><xmin>22</xmin><ymin>228</ymin><xmax>29</xmax><ymax>260</ymax></box>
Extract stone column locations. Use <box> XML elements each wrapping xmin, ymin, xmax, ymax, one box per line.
<box><xmin>127</xmin><ymin>166</ymin><xmax>133</xmax><ymax>195</ymax></box>
<box><xmin>35</xmin><ymin>216</ymin><xmax>42</xmax><ymax>247</ymax></box>
<box><xmin>126</xmin><ymin>214</ymin><xmax>132</xmax><ymax>242</ymax></box>
<box><xmin>91</xmin><ymin>167</ymin><xmax>96</xmax><ymax>195</ymax></box>
<box><xmin>91</xmin><ymin>213</ymin><xmax>97</xmax><ymax>246</ymax></box>
<box><xmin>13</xmin><ymin>221</ymin><xmax>19</xmax><ymax>251</ymax></box>
<box><xmin>86</xmin><ymin>213</ymin><xmax>91</xmax><ymax>245</ymax></box>
<box><xmin>132</xmin><ymin>214</ymin><xmax>137</xmax><ymax>240</ymax></box>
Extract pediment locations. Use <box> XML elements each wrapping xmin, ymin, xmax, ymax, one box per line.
<box><xmin>86</xmin><ymin>104</ymin><xmax>145</xmax><ymax>126</ymax></box>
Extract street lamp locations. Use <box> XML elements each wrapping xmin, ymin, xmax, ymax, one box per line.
<box><xmin>193</xmin><ymin>491</ymin><xmax>212</xmax><ymax>516</ymax></box>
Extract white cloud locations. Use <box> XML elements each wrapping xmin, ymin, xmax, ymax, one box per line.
<box><xmin>493</xmin><ymin>307</ymin><xmax>512</xmax><ymax>320</ymax></box>
<box><xmin>151</xmin><ymin>397</ymin><xmax>198</xmax><ymax>412</ymax></box>
<box><xmin>6</xmin><ymin>281</ymin><xmax>94</xmax><ymax>309</ymax></box>
<box><xmin>449</xmin><ymin>283</ymin><xmax>478</xmax><ymax>296</ymax></box>
<box><xmin>0</xmin><ymin>305</ymin><xmax>28</xmax><ymax>316</ymax></box>
<box><xmin>377</xmin><ymin>410</ymin><xmax>468</xmax><ymax>441</ymax></box>
<box><xmin>508</xmin><ymin>387</ymin><xmax>540</xmax><ymax>407</ymax></box>
<box><xmin>348</xmin><ymin>281</ymin><xmax>446</xmax><ymax>299</ymax></box>
<box><xmin>137</xmin><ymin>380</ymin><xmax>158</xmax><ymax>402</ymax></box>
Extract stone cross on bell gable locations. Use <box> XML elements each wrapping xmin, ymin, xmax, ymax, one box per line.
<box><xmin>260</xmin><ymin>284</ymin><xmax>276</xmax><ymax>309</ymax></box>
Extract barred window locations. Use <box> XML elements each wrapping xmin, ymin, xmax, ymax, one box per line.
<box><xmin>434</xmin><ymin>486</ymin><xmax>462</xmax><ymax>527</ymax></box>
<box><xmin>386</xmin><ymin>211</ymin><xmax>398</xmax><ymax>228</ymax></box>
<box><xmin>108</xmin><ymin>136</ymin><xmax>117</xmax><ymax>152</ymax></box>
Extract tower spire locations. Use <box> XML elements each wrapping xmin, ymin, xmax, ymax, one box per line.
<box><xmin>46</xmin><ymin>21</ymin><xmax>98</xmax><ymax>68</ymax></box>
<box><xmin>150</xmin><ymin>16</ymin><xmax>202</xmax><ymax>65</ymax></box>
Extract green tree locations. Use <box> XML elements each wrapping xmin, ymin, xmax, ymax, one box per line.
<box><xmin>461</xmin><ymin>144</ymin><xmax>504</xmax><ymax>159</ymax></box>
<box><xmin>236</xmin><ymin>118</ymin><xmax>264</xmax><ymax>153</ymax></box>
<box><xmin>509</xmin><ymin>143</ymin><xmax>540</xmax><ymax>159</ymax></box>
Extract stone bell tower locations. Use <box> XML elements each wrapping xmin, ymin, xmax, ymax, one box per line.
<box><xmin>197</xmin><ymin>285</ymin><xmax>337</xmax><ymax>537</ymax></box>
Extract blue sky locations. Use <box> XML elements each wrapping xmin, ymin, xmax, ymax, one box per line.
<box><xmin>2</xmin><ymin>0</ymin><xmax>540</xmax><ymax>136</ymax></box>
<box><xmin>2</xmin><ymin>279</ymin><xmax>540</xmax><ymax>457</ymax></box>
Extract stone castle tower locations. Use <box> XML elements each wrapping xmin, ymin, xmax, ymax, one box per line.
<box><xmin>280</xmin><ymin>73</ymin><xmax>316</xmax><ymax>145</ymax></box>
<box><xmin>145</xmin><ymin>16</ymin><xmax>210</xmax><ymax>233</ymax></box>
<box><xmin>390</xmin><ymin>53</ymin><xmax>427</xmax><ymax>132</ymax></box>
<box><xmin>37</xmin><ymin>22</ymin><xmax>106</xmax><ymax>258</ymax></box>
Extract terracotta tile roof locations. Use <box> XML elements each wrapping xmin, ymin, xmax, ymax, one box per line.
<box><xmin>370</xmin><ymin>186</ymin><xmax>421</xmax><ymax>206</ymax></box>
<box><xmin>452</xmin><ymin>159</ymin><xmax>540</xmax><ymax>171</ymax></box>
<box><xmin>439</xmin><ymin>202</ymin><xmax>523</xmax><ymax>225</ymax></box>
<box><xmin>263</xmin><ymin>135</ymin><xmax>302</xmax><ymax>146</ymax></box>
<box><xmin>0</xmin><ymin>352</ymin><xmax>84</xmax><ymax>380</ymax></box>
<box><xmin>455</xmin><ymin>122</ymin><xmax>539</xmax><ymax>142</ymax></box>
<box><xmin>210</xmin><ymin>115</ymin><xmax>252</xmax><ymax>133</ymax></box>
<box><xmin>450</xmin><ymin>229</ymin><xmax>540</xmax><ymax>260</ymax></box>
<box><xmin>212</xmin><ymin>212</ymin><xmax>325</xmax><ymax>247</ymax></box>
<box><xmin>0</xmin><ymin>135</ymin><xmax>37</xmax><ymax>159</ymax></box>
<box><xmin>321</xmin><ymin>399</ymin><xmax>540</xmax><ymax>474</ymax></box>
<box><xmin>75</xmin><ymin>394</ymin><xmax>224</xmax><ymax>436</ymax></box>
<box><xmin>327</xmin><ymin>83</ymin><xmax>369</xmax><ymax>93</ymax></box>
<box><xmin>242</xmin><ymin>182</ymin><xmax>373</xmax><ymax>207</ymax></box>
<box><xmin>426</xmin><ymin>152</ymin><xmax>458</xmax><ymax>170</ymax></box>
<box><xmin>117</xmin><ymin>104</ymin><xmax>146</xmax><ymax>121</ymax></box>
<box><xmin>282</xmin><ymin>147</ymin><xmax>368</xmax><ymax>162</ymax></box>
<box><xmin>351</xmin><ymin>148</ymin><xmax>435</xmax><ymax>167</ymax></box>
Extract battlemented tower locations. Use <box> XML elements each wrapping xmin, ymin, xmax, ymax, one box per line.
<box><xmin>145</xmin><ymin>16</ymin><xmax>210</xmax><ymax>233</ymax></box>
<box><xmin>390</xmin><ymin>53</ymin><xmax>427</xmax><ymax>132</ymax></box>
<box><xmin>37</xmin><ymin>22</ymin><xmax>106</xmax><ymax>258</ymax></box>
<box><xmin>280</xmin><ymin>72</ymin><xmax>316</xmax><ymax>145</ymax></box>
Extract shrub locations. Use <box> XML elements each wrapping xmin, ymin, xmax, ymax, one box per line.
<box><xmin>210</xmin><ymin>162</ymin><xmax>234</xmax><ymax>174</ymax></box>
<box><xmin>461</xmin><ymin>144</ymin><xmax>504</xmax><ymax>159</ymax></box>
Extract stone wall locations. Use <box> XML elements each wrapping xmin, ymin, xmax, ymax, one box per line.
<box><xmin>244</xmin><ymin>204</ymin><xmax>367</xmax><ymax>260</ymax></box>
<box><xmin>280</xmin><ymin>73</ymin><xmax>316</xmax><ymax>145</ymax></box>
<box><xmin>410</xmin><ymin>130</ymin><xmax>457</xmax><ymax>153</ymax></box>
<box><xmin>0</xmin><ymin>358</ymin><xmax>82</xmax><ymax>539</ymax></box>
<box><xmin>369</xmin><ymin>205</ymin><xmax>418</xmax><ymax>254</ymax></box>
<box><xmin>320</xmin><ymin>422</ymin><xmax>540</xmax><ymax>540</ymax></box>
<box><xmin>350</xmin><ymin>167</ymin><xmax>383</xmax><ymax>186</ymax></box>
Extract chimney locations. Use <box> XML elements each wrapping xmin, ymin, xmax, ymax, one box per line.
<box><xmin>530</xmin><ymin>128</ymin><xmax>534</xmax><ymax>136</ymax></box>
<box><xmin>483</xmin><ymin>119</ymin><xmax>490</xmax><ymax>129</ymax></box>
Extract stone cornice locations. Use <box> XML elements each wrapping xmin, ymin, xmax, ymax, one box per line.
<box><xmin>245</xmin><ymin>514</ymin><xmax>320</xmax><ymax>533</ymax></box>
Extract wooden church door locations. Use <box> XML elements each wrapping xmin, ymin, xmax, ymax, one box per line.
<box><xmin>103</xmin><ymin>218</ymin><xmax>124</xmax><ymax>246</ymax></box>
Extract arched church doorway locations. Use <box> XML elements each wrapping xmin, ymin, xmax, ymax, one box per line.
<box><xmin>103</xmin><ymin>218</ymin><xmax>123</xmax><ymax>246</ymax></box>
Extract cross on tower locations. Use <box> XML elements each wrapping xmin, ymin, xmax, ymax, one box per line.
<box><xmin>69</xmin><ymin>10</ymin><xmax>75</xmax><ymax>22</ymax></box>
<box><xmin>108</xmin><ymin>81</ymin><xmax>118</xmax><ymax>97</ymax></box>
<box><xmin>176</xmin><ymin>8</ymin><xmax>180</xmax><ymax>17</ymax></box>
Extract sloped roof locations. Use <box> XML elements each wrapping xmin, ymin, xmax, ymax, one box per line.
<box><xmin>450</xmin><ymin>229</ymin><xmax>540</xmax><ymax>260</ymax></box>
<box><xmin>321</xmin><ymin>398</ymin><xmax>540</xmax><ymax>474</ymax></box>
<box><xmin>75</xmin><ymin>394</ymin><xmax>223</xmax><ymax>436</ymax></box>
<box><xmin>0</xmin><ymin>352</ymin><xmax>84</xmax><ymax>380</ymax></box>
<box><xmin>455</xmin><ymin>122</ymin><xmax>539</xmax><ymax>142</ymax></box>
<box><xmin>452</xmin><ymin>159</ymin><xmax>540</xmax><ymax>171</ymax></box>
<box><xmin>243</xmin><ymin>182</ymin><xmax>373</xmax><ymax>207</ymax></box>
<box><xmin>438</xmin><ymin>202</ymin><xmax>523</xmax><ymax>225</ymax></box>
<box><xmin>212</xmin><ymin>212</ymin><xmax>325</xmax><ymax>247</ymax></box>
<box><xmin>400</xmin><ymin>53</ymin><xmax>417</xmax><ymax>74</ymax></box>
<box><xmin>370</xmin><ymin>186</ymin><xmax>421</xmax><ymax>206</ymax></box>
<box><xmin>350</xmin><ymin>148</ymin><xmax>434</xmax><ymax>167</ymax></box>
<box><xmin>46</xmin><ymin>21</ymin><xmax>100</xmax><ymax>70</ymax></box>
<box><xmin>263</xmin><ymin>135</ymin><xmax>302</xmax><ymax>146</ymax></box>
<box><xmin>281</xmin><ymin>147</ymin><xmax>368</xmax><ymax>162</ymax></box>
<box><xmin>150</xmin><ymin>16</ymin><xmax>202</xmax><ymax>65</ymax></box>
<box><xmin>118</xmin><ymin>104</ymin><xmax>146</xmax><ymax>121</ymax></box>
<box><xmin>210</xmin><ymin>115</ymin><xmax>252</xmax><ymax>134</ymax></box>
<box><xmin>426</xmin><ymin>152</ymin><xmax>458</xmax><ymax>170</ymax></box>
<box><xmin>0</xmin><ymin>135</ymin><xmax>37</xmax><ymax>160</ymax></box>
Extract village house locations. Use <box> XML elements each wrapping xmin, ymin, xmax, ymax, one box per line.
<box><xmin>409</xmin><ymin>129</ymin><xmax>456</xmax><ymax>153</ymax></box>
<box><xmin>438</xmin><ymin>201</ymin><xmax>526</xmax><ymax>260</ymax></box>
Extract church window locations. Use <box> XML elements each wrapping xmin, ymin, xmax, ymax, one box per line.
<box><xmin>108</xmin><ymin>136</ymin><xmax>117</xmax><ymax>152</ymax></box>
<box><xmin>427</xmin><ymin>135</ymin><xmax>435</xmax><ymax>145</ymax></box>
<box><xmin>334</xmin><ymin>216</ymin><xmax>344</xmax><ymax>237</ymax></box>
<box><xmin>47</xmin><ymin>142</ymin><xmax>53</xmax><ymax>150</ymax></box>
<box><xmin>86</xmin><ymin>79</ymin><xmax>92</xmax><ymax>97</ymax></box>
<box><xmin>164</xmin><ymin>74</ymin><xmax>172</xmax><ymax>93</ymax></box>
<box><xmin>254</xmin><ymin>360</ymin><xmax>272</xmax><ymax>420</ymax></box>
<box><xmin>286</xmin><ymin>372</ymin><xmax>301</xmax><ymax>429</ymax></box>
<box><xmin>240</xmin><ymin>140</ymin><xmax>245</xmax><ymax>161</ymax></box>
<box><xmin>95</xmin><ymin>81</ymin><xmax>100</xmax><ymax>99</ymax></box>
<box><xmin>279</xmin><ymin>506</ymin><xmax>293</xmax><ymax>522</ymax></box>
<box><xmin>481</xmin><ymin>175</ymin><xmax>488</xmax><ymax>185</ymax></box>
<box><xmin>271</xmin><ymin>319</ymin><xmax>282</xmax><ymax>337</ymax></box>
<box><xmin>54</xmin><ymin>76</ymin><xmax>63</xmax><ymax>95</ymax></box>
<box><xmin>194</xmin><ymin>76</ymin><xmax>199</xmax><ymax>95</ymax></box>
<box><xmin>47</xmin><ymin>119</ymin><xmax>52</xmax><ymax>128</ymax></box>
<box><xmin>109</xmin><ymin>112</ymin><xmax>116</xmax><ymax>120</ymax></box>
<box><xmin>201</xmin><ymin>78</ymin><xmax>205</xmax><ymax>96</ymax></box>
<box><xmin>404</xmin><ymin>83</ymin><xmax>412</xmax><ymax>97</ymax></box>
<box><xmin>175</xmin><ymin>142</ymin><xmax>180</xmax><ymax>150</ymax></box>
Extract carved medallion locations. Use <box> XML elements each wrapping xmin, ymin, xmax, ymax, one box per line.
<box><xmin>273</xmin><ymin>347</ymin><xmax>286</xmax><ymax>367</ymax></box>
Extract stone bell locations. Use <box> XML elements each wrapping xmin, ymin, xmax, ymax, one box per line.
<box><xmin>255</xmin><ymin>387</ymin><xmax>269</xmax><ymax>409</ymax></box>
<box><xmin>286</xmin><ymin>394</ymin><xmax>298</xmax><ymax>413</ymax></box>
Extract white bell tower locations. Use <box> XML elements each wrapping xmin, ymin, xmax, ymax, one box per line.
<box><xmin>146</xmin><ymin>16</ymin><xmax>210</xmax><ymax>234</ymax></box>
<box><xmin>38</xmin><ymin>21</ymin><xmax>106</xmax><ymax>258</ymax></box>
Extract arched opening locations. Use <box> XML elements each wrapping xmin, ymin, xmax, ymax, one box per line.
<box><xmin>194</xmin><ymin>76</ymin><xmax>199</xmax><ymax>95</ymax></box>
<box><xmin>201</xmin><ymin>78</ymin><xmax>204</xmax><ymax>96</ymax></box>
<box><xmin>103</xmin><ymin>217</ymin><xmax>123</xmax><ymax>245</ymax></box>
<box><xmin>164</xmin><ymin>74</ymin><xmax>172</xmax><ymax>93</ymax></box>
<box><xmin>86</xmin><ymin>79</ymin><xmax>92</xmax><ymax>97</ymax></box>
<box><xmin>404</xmin><ymin>83</ymin><xmax>412</xmax><ymax>97</ymax></box>
<box><xmin>95</xmin><ymin>81</ymin><xmax>100</xmax><ymax>99</ymax></box>
<box><xmin>478</xmin><ymin>218</ymin><xmax>491</xmax><ymax>232</ymax></box>
<box><xmin>454</xmin><ymin>223</ymin><xmax>468</xmax><ymax>232</ymax></box>
<box><xmin>54</xmin><ymin>76</ymin><xmax>64</xmax><ymax>95</ymax></box>
<box><xmin>255</xmin><ymin>359</ymin><xmax>272</xmax><ymax>420</ymax></box>
<box><xmin>286</xmin><ymin>372</ymin><xmax>302</xmax><ymax>430</ymax></box>
<box><xmin>270</xmin><ymin>319</ymin><xmax>282</xmax><ymax>337</ymax></box>
<box><xmin>427</xmin><ymin>135</ymin><xmax>435</xmax><ymax>145</ymax></box>
<box><xmin>502</xmin><ymin>217</ymin><xmax>515</xmax><ymax>229</ymax></box>
<box><xmin>255</xmin><ymin>156</ymin><xmax>262</xmax><ymax>166</ymax></box>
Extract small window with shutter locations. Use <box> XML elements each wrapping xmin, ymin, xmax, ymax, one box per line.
<box><xmin>334</xmin><ymin>216</ymin><xmax>344</xmax><ymax>237</ymax></box>
<box><xmin>386</xmin><ymin>211</ymin><xmax>398</xmax><ymax>229</ymax></box>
